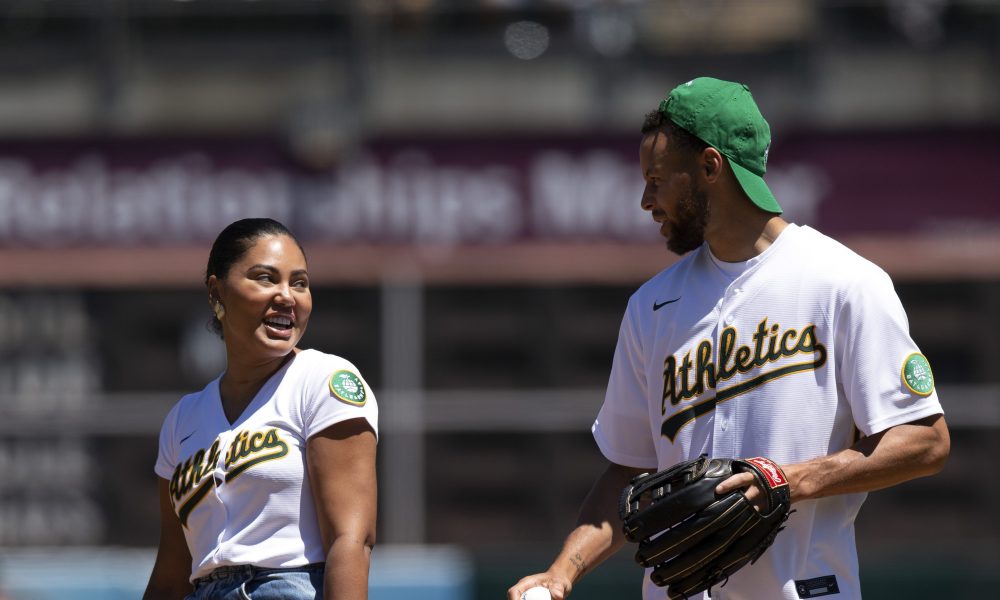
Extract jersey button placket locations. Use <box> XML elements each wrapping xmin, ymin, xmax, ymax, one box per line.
<box><xmin>713</xmin><ymin>409</ymin><xmax>736</xmax><ymax>457</ymax></box>
<box><xmin>715</xmin><ymin>289</ymin><xmax>739</xmax><ymax>457</ymax></box>
<box><xmin>214</xmin><ymin>431</ymin><xmax>230</xmax><ymax>493</ymax></box>
<box><xmin>723</xmin><ymin>288</ymin><xmax>738</xmax><ymax>325</ymax></box>
<box><xmin>213</xmin><ymin>430</ymin><xmax>235</xmax><ymax>556</ymax></box>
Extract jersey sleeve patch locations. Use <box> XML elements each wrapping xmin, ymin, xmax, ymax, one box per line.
<box><xmin>901</xmin><ymin>353</ymin><xmax>934</xmax><ymax>396</ymax></box>
<box><xmin>328</xmin><ymin>370</ymin><xmax>367</xmax><ymax>406</ymax></box>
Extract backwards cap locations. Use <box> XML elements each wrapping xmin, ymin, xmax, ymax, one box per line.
<box><xmin>659</xmin><ymin>77</ymin><xmax>782</xmax><ymax>213</ymax></box>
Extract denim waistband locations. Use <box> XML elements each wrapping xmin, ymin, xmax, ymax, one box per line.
<box><xmin>194</xmin><ymin>562</ymin><xmax>325</xmax><ymax>585</ymax></box>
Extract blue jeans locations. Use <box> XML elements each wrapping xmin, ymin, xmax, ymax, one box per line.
<box><xmin>186</xmin><ymin>563</ymin><xmax>325</xmax><ymax>600</ymax></box>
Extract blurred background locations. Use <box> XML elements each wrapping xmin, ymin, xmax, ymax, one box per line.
<box><xmin>0</xmin><ymin>0</ymin><xmax>997</xmax><ymax>598</ymax></box>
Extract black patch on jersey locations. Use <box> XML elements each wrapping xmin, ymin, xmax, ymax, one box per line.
<box><xmin>795</xmin><ymin>575</ymin><xmax>840</xmax><ymax>598</ymax></box>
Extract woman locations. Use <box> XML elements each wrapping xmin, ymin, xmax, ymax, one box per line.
<box><xmin>143</xmin><ymin>218</ymin><xmax>378</xmax><ymax>600</ymax></box>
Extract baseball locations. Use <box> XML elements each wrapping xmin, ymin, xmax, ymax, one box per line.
<box><xmin>521</xmin><ymin>587</ymin><xmax>552</xmax><ymax>600</ymax></box>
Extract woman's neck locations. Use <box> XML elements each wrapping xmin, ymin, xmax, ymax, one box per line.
<box><xmin>219</xmin><ymin>350</ymin><xmax>296</xmax><ymax>421</ymax></box>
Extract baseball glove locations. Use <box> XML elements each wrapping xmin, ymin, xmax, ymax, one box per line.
<box><xmin>619</xmin><ymin>454</ymin><xmax>792</xmax><ymax>599</ymax></box>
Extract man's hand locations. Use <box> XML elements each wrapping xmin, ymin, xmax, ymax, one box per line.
<box><xmin>619</xmin><ymin>456</ymin><xmax>792</xmax><ymax>598</ymax></box>
<box><xmin>508</xmin><ymin>573</ymin><xmax>571</xmax><ymax>600</ymax></box>
<box><xmin>507</xmin><ymin>462</ymin><xmax>645</xmax><ymax>600</ymax></box>
<box><xmin>716</xmin><ymin>470</ymin><xmax>771</xmax><ymax>512</ymax></box>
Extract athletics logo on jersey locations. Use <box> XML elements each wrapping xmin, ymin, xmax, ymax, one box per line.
<box><xmin>901</xmin><ymin>353</ymin><xmax>934</xmax><ymax>396</ymax></box>
<box><xmin>170</xmin><ymin>428</ymin><xmax>290</xmax><ymax>527</ymax></box>
<box><xmin>659</xmin><ymin>317</ymin><xmax>827</xmax><ymax>441</ymax></box>
<box><xmin>329</xmin><ymin>370</ymin><xmax>367</xmax><ymax>405</ymax></box>
<box><xmin>223</xmin><ymin>428</ymin><xmax>289</xmax><ymax>483</ymax></box>
<box><xmin>169</xmin><ymin>439</ymin><xmax>222</xmax><ymax>527</ymax></box>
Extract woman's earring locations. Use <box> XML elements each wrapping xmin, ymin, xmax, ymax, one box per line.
<box><xmin>214</xmin><ymin>302</ymin><xmax>225</xmax><ymax>320</ymax></box>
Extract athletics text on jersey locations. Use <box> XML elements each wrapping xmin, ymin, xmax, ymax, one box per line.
<box><xmin>660</xmin><ymin>318</ymin><xmax>827</xmax><ymax>441</ymax></box>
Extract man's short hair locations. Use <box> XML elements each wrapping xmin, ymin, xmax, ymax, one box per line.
<box><xmin>641</xmin><ymin>109</ymin><xmax>709</xmax><ymax>156</ymax></box>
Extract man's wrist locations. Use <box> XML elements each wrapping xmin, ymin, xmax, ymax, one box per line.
<box><xmin>552</xmin><ymin>551</ymin><xmax>588</xmax><ymax>584</ymax></box>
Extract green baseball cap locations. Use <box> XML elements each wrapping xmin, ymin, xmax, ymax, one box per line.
<box><xmin>659</xmin><ymin>77</ymin><xmax>782</xmax><ymax>213</ymax></box>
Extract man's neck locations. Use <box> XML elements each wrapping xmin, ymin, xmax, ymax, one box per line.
<box><xmin>707</xmin><ymin>214</ymin><xmax>788</xmax><ymax>263</ymax></box>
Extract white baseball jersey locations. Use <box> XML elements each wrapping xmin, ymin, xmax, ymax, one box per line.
<box><xmin>593</xmin><ymin>224</ymin><xmax>943</xmax><ymax>600</ymax></box>
<box><xmin>155</xmin><ymin>348</ymin><xmax>378</xmax><ymax>582</ymax></box>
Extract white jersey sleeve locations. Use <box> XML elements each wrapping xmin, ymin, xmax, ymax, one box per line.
<box><xmin>836</xmin><ymin>264</ymin><xmax>943</xmax><ymax>436</ymax></box>
<box><xmin>299</xmin><ymin>354</ymin><xmax>379</xmax><ymax>441</ymax></box>
<box><xmin>592</xmin><ymin>295</ymin><xmax>659</xmax><ymax>470</ymax></box>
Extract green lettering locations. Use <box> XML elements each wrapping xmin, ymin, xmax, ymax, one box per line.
<box><xmin>718</xmin><ymin>327</ymin><xmax>739</xmax><ymax>380</ymax></box>
<box><xmin>263</xmin><ymin>429</ymin><xmax>280</xmax><ymax>446</ymax></box>
<box><xmin>780</xmin><ymin>329</ymin><xmax>799</xmax><ymax>355</ymax></box>
<box><xmin>225</xmin><ymin>433</ymin><xmax>245</xmax><ymax>469</ymax></box>
<box><xmin>736</xmin><ymin>345</ymin><xmax>753</xmax><ymax>372</ymax></box>
<box><xmin>752</xmin><ymin>318</ymin><xmax>769</xmax><ymax>366</ymax></box>
<box><xmin>662</xmin><ymin>355</ymin><xmax>678</xmax><ymax>412</ymax></box>
<box><xmin>205</xmin><ymin>440</ymin><xmax>221</xmax><ymax>475</ymax></box>
<box><xmin>694</xmin><ymin>340</ymin><xmax>715</xmax><ymax>395</ymax></box>
<box><xmin>178</xmin><ymin>457</ymin><xmax>195</xmax><ymax>495</ymax></box>
<box><xmin>677</xmin><ymin>352</ymin><xmax>694</xmax><ymax>400</ymax></box>
<box><xmin>169</xmin><ymin>463</ymin><xmax>182</xmax><ymax>502</ymax></box>
<box><xmin>766</xmin><ymin>323</ymin><xmax>782</xmax><ymax>362</ymax></box>
<box><xmin>798</xmin><ymin>326</ymin><xmax>817</xmax><ymax>352</ymax></box>
<box><xmin>190</xmin><ymin>449</ymin><xmax>205</xmax><ymax>483</ymax></box>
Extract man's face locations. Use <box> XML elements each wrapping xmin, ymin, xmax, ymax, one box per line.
<box><xmin>639</xmin><ymin>130</ymin><xmax>709</xmax><ymax>255</ymax></box>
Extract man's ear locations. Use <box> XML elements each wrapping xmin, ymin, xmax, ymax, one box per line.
<box><xmin>700</xmin><ymin>147</ymin><xmax>725</xmax><ymax>183</ymax></box>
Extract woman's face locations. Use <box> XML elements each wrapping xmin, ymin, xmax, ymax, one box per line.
<box><xmin>210</xmin><ymin>234</ymin><xmax>312</xmax><ymax>362</ymax></box>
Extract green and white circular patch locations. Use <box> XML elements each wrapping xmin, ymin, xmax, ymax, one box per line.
<box><xmin>329</xmin><ymin>370</ymin><xmax>367</xmax><ymax>406</ymax></box>
<box><xmin>901</xmin><ymin>353</ymin><xmax>934</xmax><ymax>396</ymax></box>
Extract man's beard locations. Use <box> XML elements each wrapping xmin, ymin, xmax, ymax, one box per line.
<box><xmin>666</xmin><ymin>181</ymin><xmax>709</xmax><ymax>255</ymax></box>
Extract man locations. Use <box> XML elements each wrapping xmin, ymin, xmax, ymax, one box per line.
<box><xmin>508</xmin><ymin>77</ymin><xmax>949</xmax><ymax>600</ymax></box>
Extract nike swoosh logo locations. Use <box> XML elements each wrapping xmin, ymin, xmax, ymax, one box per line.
<box><xmin>179</xmin><ymin>432</ymin><xmax>196</xmax><ymax>444</ymax></box>
<box><xmin>653</xmin><ymin>297</ymin><xmax>681</xmax><ymax>311</ymax></box>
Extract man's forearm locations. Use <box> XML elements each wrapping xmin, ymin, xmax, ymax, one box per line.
<box><xmin>786</xmin><ymin>414</ymin><xmax>949</xmax><ymax>503</ymax></box>
<box><xmin>548</xmin><ymin>462</ymin><xmax>647</xmax><ymax>585</ymax></box>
